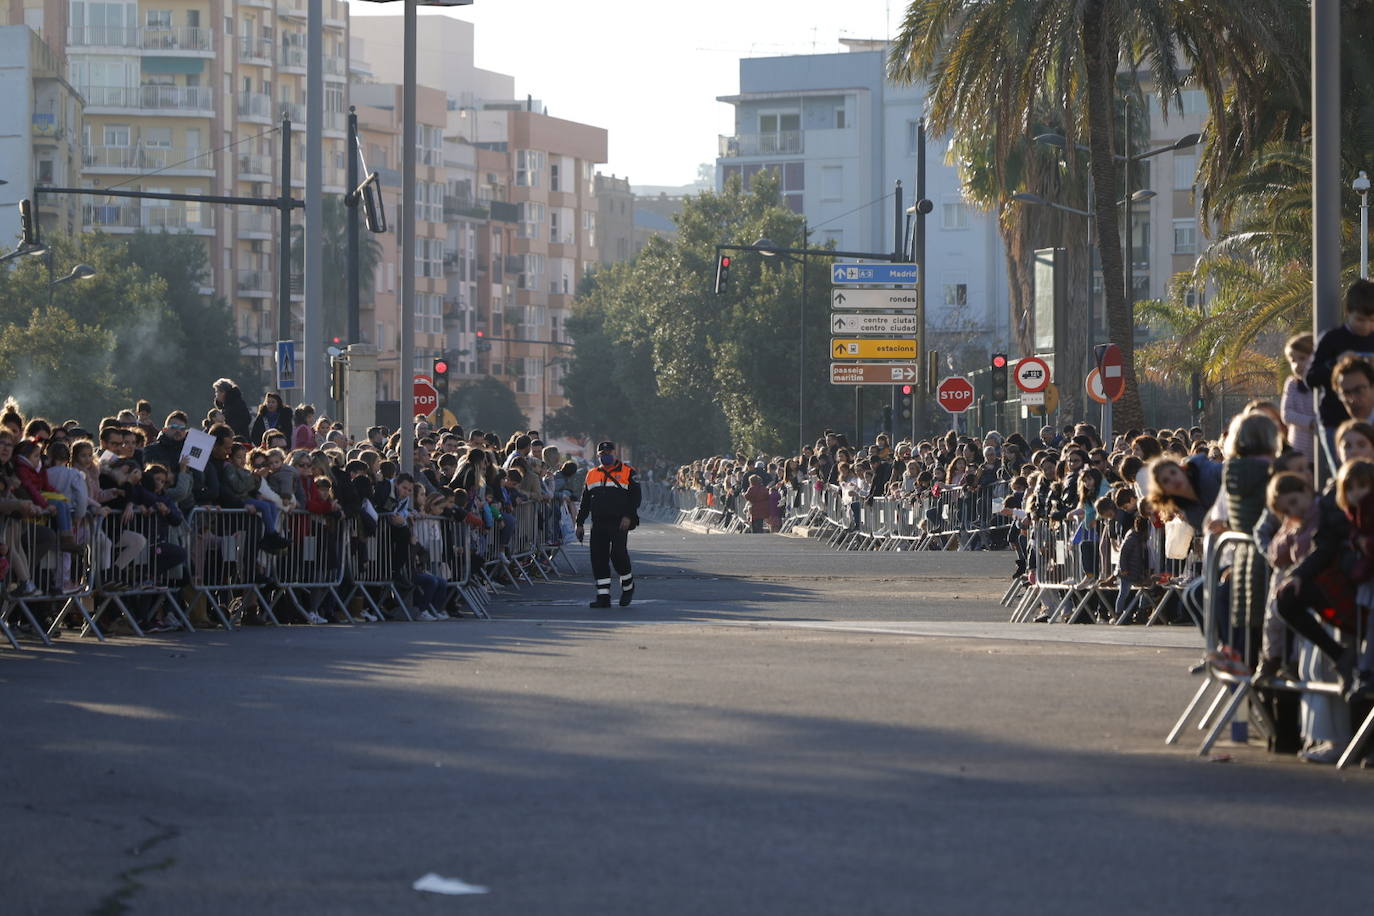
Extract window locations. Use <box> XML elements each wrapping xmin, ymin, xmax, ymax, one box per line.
<box><xmin>1173</xmin><ymin>218</ymin><xmax>1197</xmax><ymax>254</ymax></box>
<box><xmin>822</xmin><ymin>229</ymin><xmax>843</xmax><ymax>249</ymax></box>
<box><xmin>1173</xmin><ymin>153</ymin><xmax>1196</xmax><ymax>190</ymax></box>
<box><xmin>550</xmin><ymin>162</ymin><xmax>560</xmax><ymax>192</ymax></box>
<box><xmin>36</xmin><ymin>159</ymin><xmax>54</xmax><ymax>184</ymax></box>
<box><xmin>943</xmin><ymin>281</ymin><xmax>968</xmax><ymax>308</ymax></box>
<box><xmin>821</xmin><ymin>166</ymin><xmax>842</xmax><ymax>201</ymax></box>
<box><xmin>103</xmin><ymin>124</ymin><xmax>131</xmax><ymax>147</ymax></box>
<box><xmin>519</xmin><ymin>202</ymin><xmax>544</xmax><ymax>239</ymax></box>
<box><xmin>905</xmin><ymin>120</ymin><xmax>919</xmax><ymax>157</ymax></box>
<box><xmin>515</xmin><ymin>149</ymin><xmax>544</xmax><ymax>187</ymax></box>
<box><xmin>142</xmin><ymin>126</ymin><xmax>172</xmax><ymax>148</ymax></box>
<box><xmin>582</xmin><ymin>211</ymin><xmax>596</xmax><ymax>248</ymax></box>
<box><xmin>146</xmin><ymin>9</ymin><xmax>171</xmax><ymax>28</ymax></box>
<box><xmin>835</xmin><ymin>106</ymin><xmax>845</xmax><ymax>129</ymax></box>
<box><xmin>942</xmin><ymin>197</ymin><xmax>970</xmax><ymax>230</ymax></box>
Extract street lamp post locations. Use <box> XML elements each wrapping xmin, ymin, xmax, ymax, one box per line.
<box><xmin>1355</xmin><ymin>170</ymin><xmax>1370</xmax><ymax>280</ymax></box>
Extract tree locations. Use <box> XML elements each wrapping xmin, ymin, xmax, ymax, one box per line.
<box><xmin>890</xmin><ymin>0</ymin><xmax>1294</xmax><ymax>429</ymax></box>
<box><xmin>0</xmin><ymin>307</ymin><xmax>127</xmax><ymax>422</ymax></box>
<box><xmin>449</xmin><ymin>376</ymin><xmax>528</xmax><ymax>435</ymax></box>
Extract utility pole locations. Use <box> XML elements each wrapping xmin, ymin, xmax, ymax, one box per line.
<box><xmin>914</xmin><ymin>119</ymin><xmax>929</xmax><ymax>445</ymax></box>
<box><xmin>399</xmin><ymin>0</ymin><xmax>417</xmax><ymax>475</ymax></box>
<box><xmin>346</xmin><ymin>107</ymin><xmax>360</xmax><ymax>345</ymax></box>
<box><xmin>278</xmin><ymin>118</ymin><xmax>293</xmax><ymax>342</ymax></box>
<box><xmin>304</xmin><ymin>0</ymin><xmax>325</xmax><ymax>406</ymax></box>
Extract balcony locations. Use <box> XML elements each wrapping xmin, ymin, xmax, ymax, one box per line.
<box><xmin>238</xmin><ymin>153</ymin><xmax>271</xmax><ymax>180</ymax></box>
<box><xmin>718</xmin><ymin>131</ymin><xmax>803</xmax><ymax>158</ymax></box>
<box><xmin>237</xmin><ymin>91</ymin><xmax>273</xmax><ymax>124</ymax></box>
<box><xmin>139</xmin><ymin>27</ymin><xmax>214</xmax><ymax>55</ymax></box>
<box><xmin>237</xmin><ymin>211</ymin><xmax>275</xmax><ymax>239</ymax></box>
<box><xmin>323</xmin><ymin>110</ymin><xmax>345</xmax><ymax>135</ymax></box>
<box><xmin>279</xmin><ymin>45</ymin><xmax>306</xmax><ymax>73</ymax></box>
<box><xmin>67</xmin><ymin>26</ymin><xmax>138</xmax><ymax>49</ymax></box>
<box><xmin>84</xmin><ymin>203</ymin><xmax>215</xmax><ymax>235</ymax></box>
<box><xmin>281</xmin><ymin>102</ymin><xmax>305</xmax><ymax>124</ymax></box>
<box><xmin>279</xmin><ymin>0</ymin><xmax>306</xmax><ymax>18</ymax></box>
<box><xmin>237</xmin><ymin>270</ymin><xmax>272</xmax><ymax>297</ymax></box>
<box><xmin>84</xmin><ymin>145</ymin><xmax>215</xmax><ymax>176</ymax></box>
<box><xmin>82</xmin><ymin>85</ymin><xmax>216</xmax><ymax>116</ymax></box>
<box><xmin>324</xmin><ymin>0</ymin><xmax>346</xmax><ymax>26</ymax></box>
<box><xmin>324</xmin><ymin>56</ymin><xmax>347</xmax><ymax>81</ymax></box>
<box><xmin>237</xmin><ymin>36</ymin><xmax>273</xmax><ymax>66</ymax></box>
<box><xmin>240</xmin><ymin>0</ymin><xmax>272</xmax><ymax>8</ymax></box>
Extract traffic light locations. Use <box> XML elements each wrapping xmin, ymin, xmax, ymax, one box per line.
<box><xmin>18</xmin><ymin>199</ymin><xmax>39</xmax><ymax>247</ymax></box>
<box><xmin>475</xmin><ymin>330</ymin><xmax>491</xmax><ymax>353</ymax></box>
<box><xmin>990</xmin><ymin>352</ymin><xmax>1009</xmax><ymax>401</ymax></box>
<box><xmin>330</xmin><ymin>355</ymin><xmax>346</xmax><ymax>402</ymax></box>
<box><xmin>899</xmin><ymin>384</ymin><xmax>914</xmax><ymax>420</ymax></box>
<box><xmin>714</xmin><ymin>253</ymin><xmax>731</xmax><ymax>295</ymax></box>
<box><xmin>1194</xmin><ymin>397</ymin><xmax>1205</xmax><ymax>413</ymax></box>
<box><xmin>432</xmin><ymin>356</ymin><xmax>450</xmax><ymax>401</ymax></box>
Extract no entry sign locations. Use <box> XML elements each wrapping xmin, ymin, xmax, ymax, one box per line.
<box><xmin>1095</xmin><ymin>343</ymin><xmax>1126</xmax><ymax>401</ymax></box>
<box><xmin>936</xmin><ymin>376</ymin><xmax>975</xmax><ymax>413</ymax></box>
<box><xmin>1014</xmin><ymin>356</ymin><xmax>1051</xmax><ymax>393</ymax></box>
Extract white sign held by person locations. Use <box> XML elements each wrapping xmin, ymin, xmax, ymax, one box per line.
<box><xmin>181</xmin><ymin>429</ymin><xmax>216</xmax><ymax>472</ymax></box>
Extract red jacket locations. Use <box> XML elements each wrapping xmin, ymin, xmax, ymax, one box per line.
<box><xmin>15</xmin><ymin>458</ymin><xmax>51</xmax><ymax>508</ymax></box>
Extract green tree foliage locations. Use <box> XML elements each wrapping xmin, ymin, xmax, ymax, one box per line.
<box><xmin>0</xmin><ymin>307</ymin><xmax>127</xmax><ymax>421</ymax></box>
<box><xmin>0</xmin><ymin>229</ymin><xmax>252</xmax><ymax>425</ymax></box>
<box><xmin>449</xmin><ymin>376</ymin><xmax>528</xmax><ymax>435</ymax></box>
<box><xmin>560</xmin><ymin>172</ymin><xmax>851</xmax><ymax>458</ymax></box>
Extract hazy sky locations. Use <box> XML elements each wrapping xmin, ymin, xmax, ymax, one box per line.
<box><xmin>348</xmin><ymin>0</ymin><xmax>898</xmax><ymax>189</ymax></box>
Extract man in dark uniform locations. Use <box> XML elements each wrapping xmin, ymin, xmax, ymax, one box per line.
<box><xmin>575</xmin><ymin>441</ymin><xmax>641</xmax><ymax>607</ymax></box>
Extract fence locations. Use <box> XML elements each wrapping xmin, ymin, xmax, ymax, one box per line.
<box><xmin>2</xmin><ymin>496</ymin><xmax>573</xmax><ymax>648</ymax></box>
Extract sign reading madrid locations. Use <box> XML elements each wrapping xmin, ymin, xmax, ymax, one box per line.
<box><xmin>830</xmin><ymin>262</ymin><xmax>920</xmax><ymax>286</ymax></box>
<box><xmin>830</xmin><ymin>338</ymin><xmax>919</xmax><ymax>360</ymax></box>
<box><xmin>830</xmin><ymin>288</ymin><xmax>921</xmax><ymax>311</ymax></box>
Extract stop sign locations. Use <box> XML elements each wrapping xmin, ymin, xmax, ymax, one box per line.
<box><xmin>936</xmin><ymin>376</ymin><xmax>976</xmax><ymax>413</ymax></box>
<box><xmin>413</xmin><ymin>374</ymin><xmax>437</xmax><ymax>419</ymax></box>
<box><xmin>1095</xmin><ymin>343</ymin><xmax>1126</xmax><ymax>401</ymax></box>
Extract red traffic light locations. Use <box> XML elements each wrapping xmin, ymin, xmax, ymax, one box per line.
<box><xmin>901</xmin><ymin>385</ymin><xmax>913</xmax><ymax>396</ymax></box>
<box><xmin>332</xmin><ymin>336</ymin><xmax>342</xmax><ymax>344</ymax></box>
<box><xmin>433</xmin><ymin>360</ymin><xmax>449</xmax><ymax>375</ymax></box>
<box><xmin>992</xmin><ymin>354</ymin><xmax>1007</xmax><ymax>368</ymax></box>
<box><xmin>475</xmin><ymin>330</ymin><xmax>484</xmax><ymax>338</ymax></box>
<box><xmin>720</xmin><ymin>256</ymin><xmax>731</xmax><ymax>267</ymax></box>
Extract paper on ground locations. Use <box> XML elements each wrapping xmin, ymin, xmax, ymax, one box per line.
<box><xmin>413</xmin><ymin>873</ymin><xmax>489</xmax><ymax>896</ymax></box>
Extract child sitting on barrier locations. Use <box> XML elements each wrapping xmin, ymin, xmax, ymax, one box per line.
<box><xmin>1334</xmin><ymin>458</ymin><xmax>1374</xmax><ymax>694</ymax></box>
<box><xmin>1266</xmin><ymin>471</ymin><xmax>1357</xmax><ymax>691</ymax></box>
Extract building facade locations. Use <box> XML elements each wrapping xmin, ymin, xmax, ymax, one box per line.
<box><xmin>716</xmin><ymin>40</ymin><xmax>1010</xmax><ymax>364</ymax></box>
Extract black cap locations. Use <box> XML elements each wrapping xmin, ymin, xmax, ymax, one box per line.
<box><xmin>597</xmin><ymin>440</ymin><xmax>616</xmax><ymax>452</ymax></box>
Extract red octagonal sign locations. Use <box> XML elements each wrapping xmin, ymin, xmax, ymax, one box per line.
<box><xmin>413</xmin><ymin>374</ymin><xmax>438</xmax><ymax>419</ymax></box>
<box><xmin>936</xmin><ymin>376</ymin><xmax>976</xmax><ymax>413</ymax></box>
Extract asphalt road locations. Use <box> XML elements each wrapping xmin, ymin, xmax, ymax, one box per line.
<box><xmin>2</xmin><ymin>523</ymin><xmax>1371</xmax><ymax>915</ymax></box>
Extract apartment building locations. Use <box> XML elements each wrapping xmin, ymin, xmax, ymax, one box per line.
<box><xmin>351</xmin><ymin>80</ymin><xmax>449</xmax><ymax>403</ymax></box>
<box><xmin>716</xmin><ymin>40</ymin><xmax>1010</xmax><ymax>363</ymax></box>
<box><xmin>9</xmin><ymin>0</ymin><xmax>350</xmax><ymax>369</ymax></box>
<box><xmin>0</xmin><ymin>25</ymin><xmax>84</xmax><ymax>242</ymax></box>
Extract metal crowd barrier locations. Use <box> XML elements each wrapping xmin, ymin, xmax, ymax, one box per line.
<box><xmin>1165</xmin><ymin>531</ymin><xmax>1374</xmax><ymax>769</ymax></box>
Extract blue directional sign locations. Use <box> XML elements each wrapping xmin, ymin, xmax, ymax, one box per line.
<box><xmin>831</xmin><ymin>262</ymin><xmax>920</xmax><ymax>286</ymax></box>
<box><xmin>276</xmin><ymin>340</ymin><xmax>297</xmax><ymax>390</ymax></box>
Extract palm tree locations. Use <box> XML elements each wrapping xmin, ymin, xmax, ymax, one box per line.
<box><xmin>891</xmin><ymin>0</ymin><xmax>1294</xmax><ymax>429</ymax></box>
<box><xmin>291</xmin><ymin>194</ymin><xmax>383</xmax><ymax>345</ymax></box>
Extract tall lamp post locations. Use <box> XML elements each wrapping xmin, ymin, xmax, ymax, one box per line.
<box><xmin>1355</xmin><ymin>170</ymin><xmax>1370</xmax><ymax>280</ymax></box>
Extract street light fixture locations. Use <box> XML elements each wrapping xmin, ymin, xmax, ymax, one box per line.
<box><xmin>1355</xmin><ymin>170</ymin><xmax>1370</xmax><ymax>279</ymax></box>
<box><xmin>53</xmin><ymin>263</ymin><xmax>97</xmax><ymax>286</ymax></box>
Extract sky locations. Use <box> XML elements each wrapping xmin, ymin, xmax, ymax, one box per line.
<box><xmin>348</xmin><ymin>0</ymin><xmax>898</xmax><ymax>189</ymax></box>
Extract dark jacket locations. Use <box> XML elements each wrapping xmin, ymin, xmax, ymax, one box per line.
<box><xmin>250</xmin><ymin>407</ymin><xmax>292</xmax><ymax>446</ymax></box>
<box><xmin>576</xmin><ymin>462</ymin><xmax>641</xmax><ymax>526</ymax></box>
<box><xmin>217</xmin><ymin>386</ymin><xmax>253</xmax><ymax>440</ymax></box>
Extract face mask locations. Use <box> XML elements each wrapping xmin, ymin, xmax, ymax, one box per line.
<box><xmin>599</xmin><ymin>453</ymin><xmax>616</xmax><ymax>467</ymax></box>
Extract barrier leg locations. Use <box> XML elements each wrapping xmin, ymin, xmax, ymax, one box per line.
<box><xmin>1198</xmin><ymin>681</ymin><xmax>1250</xmax><ymax>756</ymax></box>
<box><xmin>1166</xmin><ymin>678</ymin><xmax>1217</xmax><ymax>745</ymax></box>
<box><xmin>1197</xmin><ymin>682</ymin><xmax>1232</xmax><ymax>731</ymax></box>
<box><xmin>0</xmin><ymin>605</ymin><xmax>19</xmax><ymax>649</ymax></box>
<box><xmin>13</xmin><ymin>599</ymin><xmax>54</xmax><ymax>647</ymax></box>
<box><xmin>1337</xmin><ymin>705</ymin><xmax>1374</xmax><ymax>769</ymax></box>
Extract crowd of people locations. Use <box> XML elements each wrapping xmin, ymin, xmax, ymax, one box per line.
<box><xmin>0</xmin><ymin>377</ymin><xmax>586</xmax><ymax>633</ymax></box>
<box><xmin>662</xmin><ymin>280</ymin><xmax>1374</xmax><ymax>767</ymax></box>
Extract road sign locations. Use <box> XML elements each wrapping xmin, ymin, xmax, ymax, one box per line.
<box><xmin>1086</xmin><ymin>368</ymin><xmax>1108</xmax><ymax>404</ymax></box>
<box><xmin>830</xmin><ymin>363</ymin><xmax>919</xmax><ymax>385</ymax></box>
<box><xmin>1026</xmin><ymin>381</ymin><xmax>1061</xmax><ymax>416</ymax></box>
<box><xmin>830</xmin><ymin>312</ymin><xmax>920</xmax><ymax>335</ymax></box>
<box><xmin>413</xmin><ymin>374</ymin><xmax>438</xmax><ymax>418</ymax></box>
<box><xmin>1014</xmin><ymin>355</ymin><xmax>1051</xmax><ymax>393</ymax></box>
<box><xmin>1022</xmin><ymin>391</ymin><xmax>1046</xmax><ymax>406</ymax></box>
<box><xmin>830</xmin><ymin>338</ymin><xmax>919</xmax><ymax>360</ymax></box>
<box><xmin>275</xmin><ymin>340</ymin><xmax>297</xmax><ymax>390</ymax></box>
<box><xmin>936</xmin><ymin>376</ymin><xmax>976</xmax><ymax>413</ymax></box>
<box><xmin>1095</xmin><ymin>343</ymin><xmax>1126</xmax><ymax>401</ymax></box>
<box><xmin>830</xmin><ymin>262</ymin><xmax>920</xmax><ymax>286</ymax></box>
<box><xmin>830</xmin><ymin>288</ymin><xmax>921</xmax><ymax>311</ymax></box>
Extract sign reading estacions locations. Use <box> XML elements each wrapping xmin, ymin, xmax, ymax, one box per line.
<box><xmin>830</xmin><ymin>338</ymin><xmax>919</xmax><ymax>360</ymax></box>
